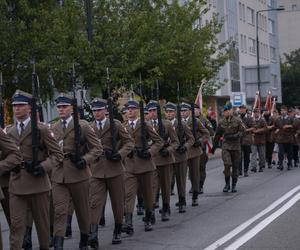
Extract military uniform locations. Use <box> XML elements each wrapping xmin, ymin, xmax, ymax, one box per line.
<box><xmin>147</xmin><ymin>100</ymin><xmax>179</xmax><ymax>221</ymax></box>
<box><xmin>123</xmin><ymin>100</ymin><xmax>163</xmax><ymax>233</ymax></box>
<box><xmin>213</xmin><ymin>103</ymin><xmax>245</xmax><ymax>192</ymax></box>
<box><xmin>264</xmin><ymin>113</ymin><xmax>277</xmax><ymax>168</ymax></box>
<box><xmin>274</xmin><ymin>108</ymin><xmax>294</xmax><ymax>170</ymax></box>
<box><xmin>88</xmin><ymin>98</ymin><xmax>134</xmax><ymax>247</ymax></box>
<box><xmin>181</xmin><ymin>103</ymin><xmax>209</xmax><ymax>205</ymax></box>
<box><xmin>7</xmin><ymin>90</ymin><xmax>63</xmax><ymax>250</ymax></box>
<box><xmin>250</xmin><ymin>111</ymin><xmax>267</xmax><ymax>172</ymax></box>
<box><xmin>197</xmin><ymin>114</ymin><xmax>214</xmax><ymax>193</ymax></box>
<box><xmin>0</xmin><ymin>127</ymin><xmax>22</xmax><ymax>249</ymax></box>
<box><xmin>239</xmin><ymin>109</ymin><xmax>254</xmax><ymax>176</ymax></box>
<box><xmin>51</xmin><ymin>94</ymin><xmax>102</xmax><ymax>249</ymax></box>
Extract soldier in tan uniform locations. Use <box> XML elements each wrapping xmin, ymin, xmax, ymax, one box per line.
<box><xmin>88</xmin><ymin>98</ymin><xmax>134</xmax><ymax>248</ymax></box>
<box><xmin>164</xmin><ymin>102</ymin><xmax>194</xmax><ymax>213</ymax></box>
<box><xmin>0</xmin><ymin>127</ymin><xmax>23</xmax><ymax>249</ymax></box>
<box><xmin>6</xmin><ymin>90</ymin><xmax>63</xmax><ymax>250</ymax></box>
<box><xmin>146</xmin><ymin>100</ymin><xmax>179</xmax><ymax>221</ymax></box>
<box><xmin>51</xmin><ymin>93</ymin><xmax>102</xmax><ymax>249</ymax></box>
<box><xmin>180</xmin><ymin>103</ymin><xmax>209</xmax><ymax>206</ymax></box>
<box><xmin>212</xmin><ymin>102</ymin><xmax>245</xmax><ymax>192</ymax></box>
<box><xmin>250</xmin><ymin>108</ymin><xmax>267</xmax><ymax>172</ymax></box>
<box><xmin>123</xmin><ymin>100</ymin><xmax>163</xmax><ymax>233</ymax></box>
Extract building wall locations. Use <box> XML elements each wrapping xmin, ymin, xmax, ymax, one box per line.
<box><xmin>277</xmin><ymin>0</ymin><xmax>300</xmax><ymax>57</ymax></box>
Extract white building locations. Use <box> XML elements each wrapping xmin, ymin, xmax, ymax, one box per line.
<box><xmin>204</xmin><ymin>0</ymin><xmax>282</xmax><ymax>107</ymax></box>
<box><xmin>277</xmin><ymin>0</ymin><xmax>300</xmax><ymax>57</ymax></box>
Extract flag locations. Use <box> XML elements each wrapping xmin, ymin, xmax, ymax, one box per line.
<box><xmin>195</xmin><ymin>79</ymin><xmax>205</xmax><ymax>110</ymax></box>
<box><xmin>265</xmin><ymin>90</ymin><xmax>272</xmax><ymax>112</ymax></box>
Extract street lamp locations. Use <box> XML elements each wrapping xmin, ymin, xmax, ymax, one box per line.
<box><xmin>256</xmin><ymin>6</ymin><xmax>284</xmax><ymax>94</ymax></box>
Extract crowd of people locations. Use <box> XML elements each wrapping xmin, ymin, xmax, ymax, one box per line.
<box><xmin>0</xmin><ymin>88</ymin><xmax>298</xmax><ymax>250</ymax></box>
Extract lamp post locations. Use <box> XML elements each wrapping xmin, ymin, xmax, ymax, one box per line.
<box><xmin>256</xmin><ymin>6</ymin><xmax>284</xmax><ymax>94</ymax></box>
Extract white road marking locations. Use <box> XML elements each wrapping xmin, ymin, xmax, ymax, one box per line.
<box><xmin>225</xmin><ymin>192</ymin><xmax>300</xmax><ymax>250</ymax></box>
<box><xmin>203</xmin><ymin>185</ymin><xmax>300</xmax><ymax>250</ymax></box>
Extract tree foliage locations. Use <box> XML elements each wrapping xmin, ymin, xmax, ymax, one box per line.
<box><xmin>0</xmin><ymin>0</ymin><xmax>230</xmax><ymax>103</ymax></box>
<box><xmin>281</xmin><ymin>49</ymin><xmax>300</xmax><ymax>107</ymax></box>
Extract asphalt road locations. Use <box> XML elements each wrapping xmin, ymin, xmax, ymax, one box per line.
<box><xmin>1</xmin><ymin>151</ymin><xmax>300</xmax><ymax>250</ymax></box>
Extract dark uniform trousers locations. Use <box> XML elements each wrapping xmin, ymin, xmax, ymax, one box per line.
<box><xmin>89</xmin><ymin>174</ymin><xmax>124</xmax><ymax>224</ymax></box>
<box><xmin>240</xmin><ymin>145</ymin><xmax>251</xmax><ymax>173</ymax></box>
<box><xmin>125</xmin><ymin>171</ymin><xmax>154</xmax><ymax>213</ymax></box>
<box><xmin>222</xmin><ymin>149</ymin><xmax>241</xmax><ymax>178</ymax></box>
<box><xmin>199</xmin><ymin>152</ymin><xmax>208</xmax><ymax>185</ymax></box>
<box><xmin>265</xmin><ymin>142</ymin><xmax>275</xmax><ymax>165</ymax></box>
<box><xmin>1</xmin><ymin>186</ymin><xmax>10</xmax><ymax>226</ymax></box>
<box><xmin>10</xmin><ymin>191</ymin><xmax>50</xmax><ymax>250</ymax></box>
<box><xmin>52</xmin><ymin>180</ymin><xmax>90</xmax><ymax>237</ymax></box>
<box><xmin>188</xmin><ymin>156</ymin><xmax>200</xmax><ymax>193</ymax></box>
<box><xmin>153</xmin><ymin>165</ymin><xmax>172</xmax><ymax>204</ymax></box>
<box><xmin>278</xmin><ymin>143</ymin><xmax>293</xmax><ymax>166</ymax></box>
<box><xmin>173</xmin><ymin>161</ymin><xmax>188</xmax><ymax>198</ymax></box>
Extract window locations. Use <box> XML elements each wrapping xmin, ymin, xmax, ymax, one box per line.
<box><xmin>242</xmin><ymin>4</ymin><xmax>245</xmax><ymax>21</ymax></box>
<box><xmin>267</xmin><ymin>0</ymin><xmax>274</xmax><ymax>7</ymax></box>
<box><xmin>240</xmin><ymin>34</ymin><xmax>247</xmax><ymax>53</ymax></box>
<box><xmin>268</xmin><ymin>19</ymin><xmax>275</xmax><ymax>34</ymax></box>
<box><xmin>248</xmin><ymin>37</ymin><xmax>256</xmax><ymax>54</ymax></box>
<box><xmin>272</xmin><ymin>74</ymin><xmax>278</xmax><ymax>87</ymax></box>
<box><xmin>231</xmin><ymin>80</ymin><xmax>241</xmax><ymax>92</ymax></box>
<box><xmin>239</xmin><ymin>2</ymin><xmax>246</xmax><ymax>21</ymax></box>
<box><xmin>270</xmin><ymin>46</ymin><xmax>276</xmax><ymax>61</ymax></box>
<box><xmin>292</xmin><ymin>4</ymin><xmax>297</xmax><ymax>10</ymax></box>
<box><xmin>247</xmin><ymin>7</ymin><xmax>255</xmax><ymax>25</ymax></box>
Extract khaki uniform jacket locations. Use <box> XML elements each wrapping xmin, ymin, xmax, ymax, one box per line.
<box><xmin>214</xmin><ymin>116</ymin><xmax>246</xmax><ymax>151</ymax></box>
<box><xmin>124</xmin><ymin>120</ymin><xmax>164</xmax><ymax>174</ymax></box>
<box><xmin>185</xmin><ymin>117</ymin><xmax>210</xmax><ymax>159</ymax></box>
<box><xmin>0</xmin><ymin>128</ymin><xmax>22</xmax><ymax>187</ymax></box>
<box><xmin>198</xmin><ymin>115</ymin><xmax>215</xmax><ymax>136</ymax></box>
<box><xmin>293</xmin><ymin>117</ymin><xmax>300</xmax><ymax>145</ymax></box>
<box><xmin>6</xmin><ymin>122</ymin><xmax>63</xmax><ymax>195</ymax></box>
<box><xmin>265</xmin><ymin>115</ymin><xmax>276</xmax><ymax>143</ymax></box>
<box><xmin>151</xmin><ymin>120</ymin><xmax>179</xmax><ymax>167</ymax></box>
<box><xmin>90</xmin><ymin>119</ymin><xmax>134</xmax><ymax>178</ymax></box>
<box><xmin>252</xmin><ymin>117</ymin><xmax>267</xmax><ymax>145</ymax></box>
<box><xmin>172</xmin><ymin>120</ymin><xmax>195</xmax><ymax>163</ymax></box>
<box><xmin>240</xmin><ymin>114</ymin><xmax>254</xmax><ymax>146</ymax></box>
<box><xmin>51</xmin><ymin>118</ymin><xmax>102</xmax><ymax>184</ymax></box>
<box><xmin>274</xmin><ymin>116</ymin><xmax>294</xmax><ymax>144</ymax></box>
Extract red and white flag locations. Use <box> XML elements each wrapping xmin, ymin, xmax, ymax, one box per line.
<box><xmin>265</xmin><ymin>90</ymin><xmax>272</xmax><ymax>112</ymax></box>
<box><xmin>194</xmin><ymin>79</ymin><xmax>206</xmax><ymax>110</ymax></box>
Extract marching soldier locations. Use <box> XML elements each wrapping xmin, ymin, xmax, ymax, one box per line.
<box><xmin>51</xmin><ymin>93</ymin><xmax>102</xmax><ymax>249</ymax></box>
<box><xmin>264</xmin><ymin>110</ymin><xmax>276</xmax><ymax>168</ymax></box>
<box><xmin>239</xmin><ymin>105</ymin><xmax>254</xmax><ymax>176</ymax></box>
<box><xmin>147</xmin><ymin>100</ymin><xmax>179</xmax><ymax>221</ymax></box>
<box><xmin>250</xmin><ymin>108</ymin><xmax>267</xmax><ymax>172</ymax></box>
<box><xmin>288</xmin><ymin>108</ymin><xmax>299</xmax><ymax>167</ymax></box>
<box><xmin>123</xmin><ymin>100</ymin><xmax>163</xmax><ymax>233</ymax></box>
<box><xmin>195</xmin><ymin>106</ymin><xmax>214</xmax><ymax>193</ymax></box>
<box><xmin>0</xmin><ymin>127</ymin><xmax>23</xmax><ymax>249</ymax></box>
<box><xmin>6</xmin><ymin>90</ymin><xmax>63</xmax><ymax>250</ymax></box>
<box><xmin>212</xmin><ymin>102</ymin><xmax>245</xmax><ymax>193</ymax></box>
<box><xmin>88</xmin><ymin>98</ymin><xmax>134</xmax><ymax>248</ymax></box>
<box><xmin>164</xmin><ymin>102</ymin><xmax>194</xmax><ymax>213</ymax></box>
<box><xmin>180</xmin><ymin>103</ymin><xmax>209</xmax><ymax>206</ymax></box>
<box><xmin>274</xmin><ymin>105</ymin><xmax>294</xmax><ymax>170</ymax></box>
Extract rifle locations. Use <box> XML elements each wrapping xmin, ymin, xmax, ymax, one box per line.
<box><xmin>35</xmin><ymin>73</ymin><xmax>44</xmax><ymax>122</ymax></box>
<box><xmin>0</xmin><ymin>71</ymin><xmax>4</xmax><ymax>128</ymax></box>
<box><xmin>70</xmin><ymin>64</ymin><xmax>81</xmax><ymax>163</ymax></box>
<box><xmin>176</xmin><ymin>82</ymin><xmax>186</xmax><ymax>153</ymax></box>
<box><xmin>156</xmin><ymin>80</ymin><xmax>166</xmax><ymax>140</ymax></box>
<box><xmin>191</xmin><ymin>103</ymin><xmax>201</xmax><ymax>147</ymax></box>
<box><xmin>139</xmin><ymin>73</ymin><xmax>149</xmax><ymax>152</ymax></box>
<box><xmin>31</xmin><ymin>63</ymin><xmax>41</xmax><ymax>169</ymax></box>
<box><xmin>106</xmin><ymin>68</ymin><xmax>117</xmax><ymax>155</ymax></box>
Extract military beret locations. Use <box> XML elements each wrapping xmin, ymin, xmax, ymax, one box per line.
<box><xmin>180</xmin><ymin>102</ymin><xmax>191</xmax><ymax>111</ymax></box>
<box><xmin>164</xmin><ymin>102</ymin><xmax>177</xmax><ymax>111</ymax></box>
<box><xmin>12</xmin><ymin>90</ymin><xmax>32</xmax><ymax>105</ymax></box>
<box><xmin>223</xmin><ymin>102</ymin><xmax>232</xmax><ymax>111</ymax></box>
<box><xmin>146</xmin><ymin>100</ymin><xmax>159</xmax><ymax>110</ymax></box>
<box><xmin>144</xmin><ymin>107</ymin><xmax>149</xmax><ymax>114</ymax></box>
<box><xmin>239</xmin><ymin>104</ymin><xmax>247</xmax><ymax>109</ymax></box>
<box><xmin>126</xmin><ymin>100</ymin><xmax>139</xmax><ymax>108</ymax></box>
<box><xmin>90</xmin><ymin>98</ymin><xmax>107</xmax><ymax>111</ymax></box>
<box><xmin>55</xmin><ymin>93</ymin><xmax>73</xmax><ymax>106</ymax></box>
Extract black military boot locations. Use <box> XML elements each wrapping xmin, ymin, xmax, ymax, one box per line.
<box><xmin>231</xmin><ymin>178</ymin><xmax>237</xmax><ymax>193</ymax></box>
<box><xmin>144</xmin><ymin>211</ymin><xmax>153</xmax><ymax>232</ymax></box>
<box><xmin>88</xmin><ymin>224</ymin><xmax>99</xmax><ymax>249</ymax></box>
<box><xmin>112</xmin><ymin>223</ymin><xmax>122</xmax><ymax>244</ymax></box>
<box><xmin>161</xmin><ymin>203</ymin><xmax>170</xmax><ymax>221</ymax></box>
<box><xmin>79</xmin><ymin>233</ymin><xmax>89</xmax><ymax>250</ymax></box>
<box><xmin>122</xmin><ymin>213</ymin><xmax>134</xmax><ymax>235</ymax></box>
<box><xmin>22</xmin><ymin>226</ymin><xmax>32</xmax><ymax>250</ymax></box>
<box><xmin>244</xmin><ymin>171</ymin><xmax>249</xmax><ymax>177</ymax></box>
<box><xmin>223</xmin><ymin>177</ymin><xmax>230</xmax><ymax>192</ymax></box>
<box><xmin>65</xmin><ymin>214</ymin><xmax>73</xmax><ymax>238</ymax></box>
<box><xmin>277</xmin><ymin>163</ymin><xmax>283</xmax><ymax>170</ymax></box>
<box><xmin>192</xmin><ymin>191</ymin><xmax>198</xmax><ymax>206</ymax></box>
<box><xmin>136</xmin><ymin>197</ymin><xmax>144</xmax><ymax>215</ymax></box>
<box><xmin>53</xmin><ymin>236</ymin><xmax>64</xmax><ymax>250</ymax></box>
<box><xmin>49</xmin><ymin>225</ymin><xmax>54</xmax><ymax>248</ymax></box>
<box><xmin>178</xmin><ymin>196</ymin><xmax>186</xmax><ymax>213</ymax></box>
<box><xmin>258</xmin><ymin>167</ymin><xmax>263</xmax><ymax>172</ymax></box>
<box><xmin>250</xmin><ymin>167</ymin><xmax>257</xmax><ymax>173</ymax></box>
<box><xmin>287</xmin><ymin>164</ymin><xmax>292</xmax><ymax>170</ymax></box>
